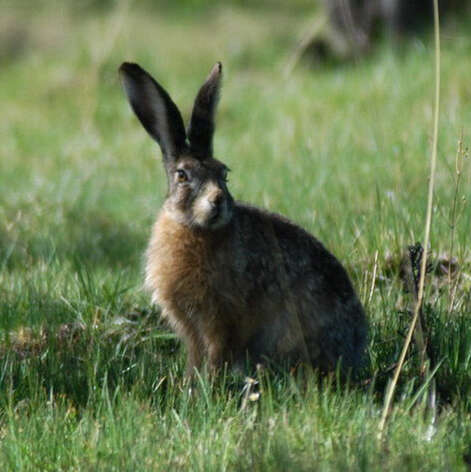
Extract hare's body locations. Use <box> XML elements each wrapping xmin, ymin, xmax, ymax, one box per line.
<box><xmin>146</xmin><ymin>202</ymin><xmax>366</xmax><ymax>372</ymax></box>
<box><xmin>119</xmin><ymin>61</ymin><xmax>367</xmax><ymax>374</ymax></box>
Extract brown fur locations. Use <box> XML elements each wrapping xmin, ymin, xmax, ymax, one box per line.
<box><xmin>119</xmin><ymin>61</ymin><xmax>368</xmax><ymax>375</ymax></box>
<box><xmin>145</xmin><ymin>209</ymin><xmax>266</xmax><ymax>372</ymax></box>
<box><xmin>145</xmin><ymin>204</ymin><xmax>367</xmax><ymax>374</ymax></box>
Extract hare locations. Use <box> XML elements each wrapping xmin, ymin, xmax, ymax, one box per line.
<box><xmin>119</xmin><ymin>61</ymin><xmax>367</xmax><ymax>375</ymax></box>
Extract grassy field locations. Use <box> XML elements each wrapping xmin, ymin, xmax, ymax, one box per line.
<box><xmin>1</xmin><ymin>1</ymin><xmax>471</xmax><ymax>470</ymax></box>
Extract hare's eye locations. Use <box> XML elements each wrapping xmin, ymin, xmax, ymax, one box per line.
<box><xmin>176</xmin><ymin>169</ymin><xmax>189</xmax><ymax>183</ymax></box>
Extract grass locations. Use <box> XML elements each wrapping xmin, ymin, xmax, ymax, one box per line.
<box><xmin>1</xmin><ymin>1</ymin><xmax>471</xmax><ymax>470</ymax></box>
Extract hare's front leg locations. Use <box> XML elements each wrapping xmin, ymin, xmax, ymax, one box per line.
<box><xmin>168</xmin><ymin>312</ymin><xmax>204</xmax><ymax>377</ymax></box>
<box><xmin>206</xmin><ymin>332</ymin><xmax>242</xmax><ymax>372</ymax></box>
<box><xmin>207</xmin><ymin>340</ymin><xmax>227</xmax><ymax>371</ymax></box>
<box><xmin>184</xmin><ymin>332</ymin><xmax>204</xmax><ymax>376</ymax></box>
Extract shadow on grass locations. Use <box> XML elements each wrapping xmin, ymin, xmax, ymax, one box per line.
<box><xmin>1</xmin><ymin>208</ymin><xmax>149</xmax><ymax>270</ymax></box>
<box><xmin>62</xmin><ymin>209</ymin><xmax>149</xmax><ymax>268</ymax></box>
<box><xmin>2</xmin><ymin>310</ymin><xmax>469</xmax><ymax>405</ymax></box>
<box><xmin>366</xmin><ymin>300</ymin><xmax>471</xmax><ymax>409</ymax></box>
<box><xmin>2</xmin><ymin>296</ymin><xmax>471</xmax><ymax>411</ymax></box>
<box><xmin>0</xmin><ymin>310</ymin><xmax>180</xmax><ymax>408</ymax></box>
<box><xmin>0</xmin><ymin>289</ymin><xmax>78</xmax><ymax>332</ymax></box>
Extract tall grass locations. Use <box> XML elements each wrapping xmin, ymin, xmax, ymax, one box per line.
<box><xmin>1</xmin><ymin>2</ymin><xmax>471</xmax><ymax>470</ymax></box>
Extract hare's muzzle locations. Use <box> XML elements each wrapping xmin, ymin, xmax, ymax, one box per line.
<box><xmin>192</xmin><ymin>182</ymin><xmax>232</xmax><ymax>230</ymax></box>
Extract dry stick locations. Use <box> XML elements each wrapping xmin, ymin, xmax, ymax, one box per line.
<box><xmin>378</xmin><ymin>0</ymin><xmax>441</xmax><ymax>438</ymax></box>
<box><xmin>283</xmin><ymin>0</ymin><xmax>364</xmax><ymax>77</ymax></box>
<box><xmin>448</xmin><ymin>131</ymin><xmax>465</xmax><ymax>313</ymax></box>
<box><xmin>367</xmin><ymin>250</ymin><xmax>379</xmax><ymax>305</ymax></box>
<box><xmin>83</xmin><ymin>0</ymin><xmax>131</xmax><ymax>129</ymax></box>
<box><xmin>283</xmin><ymin>13</ymin><xmax>328</xmax><ymax>78</ymax></box>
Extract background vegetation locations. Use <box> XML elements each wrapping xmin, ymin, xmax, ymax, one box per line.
<box><xmin>1</xmin><ymin>0</ymin><xmax>471</xmax><ymax>469</ymax></box>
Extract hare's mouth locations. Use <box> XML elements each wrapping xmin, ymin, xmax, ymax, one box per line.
<box><xmin>206</xmin><ymin>203</ymin><xmax>232</xmax><ymax>229</ymax></box>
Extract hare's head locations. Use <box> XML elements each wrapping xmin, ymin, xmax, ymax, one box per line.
<box><xmin>120</xmin><ymin>62</ymin><xmax>233</xmax><ymax>230</ymax></box>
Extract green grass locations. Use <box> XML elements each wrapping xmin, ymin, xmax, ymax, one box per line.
<box><xmin>1</xmin><ymin>2</ymin><xmax>471</xmax><ymax>470</ymax></box>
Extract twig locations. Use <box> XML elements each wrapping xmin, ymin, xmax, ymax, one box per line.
<box><xmin>83</xmin><ymin>0</ymin><xmax>131</xmax><ymax>130</ymax></box>
<box><xmin>448</xmin><ymin>130</ymin><xmax>466</xmax><ymax>313</ymax></box>
<box><xmin>283</xmin><ymin>13</ymin><xmax>328</xmax><ymax>78</ymax></box>
<box><xmin>378</xmin><ymin>0</ymin><xmax>441</xmax><ymax>439</ymax></box>
<box><xmin>367</xmin><ymin>250</ymin><xmax>378</xmax><ymax>305</ymax></box>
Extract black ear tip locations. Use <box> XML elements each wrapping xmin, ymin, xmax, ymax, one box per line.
<box><xmin>119</xmin><ymin>62</ymin><xmax>144</xmax><ymax>78</ymax></box>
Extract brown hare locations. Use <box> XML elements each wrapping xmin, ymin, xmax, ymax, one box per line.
<box><xmin>119</xmin><ymin>61</ymin><xmax>367</xmax><ymax>375</ymax></box>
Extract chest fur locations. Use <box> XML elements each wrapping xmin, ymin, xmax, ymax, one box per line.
<box><xmin>145</xmin><ymin>211</ymin><xmax>220</xmax><ymax>312</ymax></box>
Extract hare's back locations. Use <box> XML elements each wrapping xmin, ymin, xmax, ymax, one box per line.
<box><xmin>234</xmin><ymin>203</ymin><xmax>357</xmax><ymax>303</ymax></box>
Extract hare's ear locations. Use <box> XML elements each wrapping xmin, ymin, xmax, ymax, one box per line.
<box><xmin>187</xmin><ymin>62</ymin><xmax>222</xmax><ymax>158</ymax></box>
<box><xmin>119</xmin><ymin>62</ymin><xmax>186</xmax><ymax>161</ymax></box>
